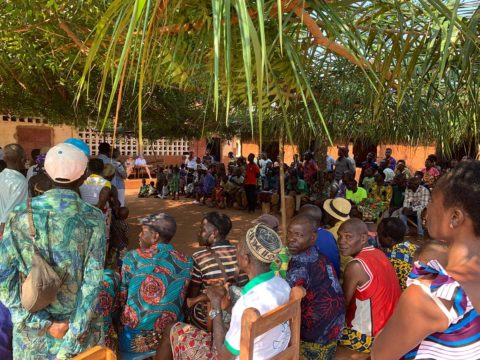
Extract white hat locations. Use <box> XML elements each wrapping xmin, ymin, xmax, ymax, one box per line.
<box><xmin>45</xmin><ymin>143</ymin><xmax>88</xmax><ymax>183</ymax></box>
<box><xmin>323</xmin><ymin>198</ymin><xmax>351</xmax><ymax>222</ymax></box>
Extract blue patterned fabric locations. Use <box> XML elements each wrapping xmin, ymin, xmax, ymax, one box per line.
<box><xmin>286</xmin><ymin>246</ymin><xmax>345</xmax><ymax>345</ymax></box>
<box><xmin>0</xmin><ymin>188</ymin><xmax>106</xmax><ymax>359</ymax></box>
<box><xmin>118</xmin><ymin>243</ymin><xmax>192</xmax><ymax>354</ymax></box>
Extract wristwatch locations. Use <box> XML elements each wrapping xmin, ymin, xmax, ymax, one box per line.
<box><xmin>208</xmin><ymin>308</ymin><xmax>222</xmax><ymax>320</ymax></box>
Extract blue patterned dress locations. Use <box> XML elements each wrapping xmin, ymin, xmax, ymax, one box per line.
<box><xmin>118</xmin><ymin>243</ymin><xmax>192</xmax><ymax>354</ymax></box>
<box><xmin>0</xmin><ymin>189</ymin><xmax>106</xmax><ymax>360</ymax></box>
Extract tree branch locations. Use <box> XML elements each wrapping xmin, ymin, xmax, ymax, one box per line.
<box><xmin>58</xmin><ymin>18</ymin><xmax>89</xmax><ymax>55</ymax></box>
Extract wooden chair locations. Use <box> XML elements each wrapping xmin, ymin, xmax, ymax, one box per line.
<box><xmin>240</xmin><ymin>286</ymin><xmax>306</xmax><ymax>360</ymax></box>
<box><xmin>72</xmin><ymin>346</ymin><xmax>117</xmax><ymax>360</ymax></box>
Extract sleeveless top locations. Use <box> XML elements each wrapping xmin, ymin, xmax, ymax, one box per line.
<box><xmin>403</xmin><ymin>260</ymin><xmax>480</xmax><ymax>359</ymax></box>
<box><xmin>80</xmin><ymin>174</ymin><xmax>111</xmax><ymax>206</ymax></box>
<box><xmin>346</xmin><ymin>246</ymin><xmax>401</xmax><ymax>336</ymax></box>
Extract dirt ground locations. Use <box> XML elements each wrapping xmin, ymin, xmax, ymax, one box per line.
<box><xmin>125</xmin><ymin>189</ymin><xmax>260</xmax><ymax>255</ymax></box>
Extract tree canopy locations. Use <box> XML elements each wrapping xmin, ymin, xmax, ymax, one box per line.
<box><xmin>1</xmin><ymin>1</ymin><xmax>479</xmax><ymax>153</ymax></box>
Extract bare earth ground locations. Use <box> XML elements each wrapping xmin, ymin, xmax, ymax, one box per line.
<box><xmin>125</xmin><ymin>189</ymin><xmax>259</xmax><ymax>255</ymax></box>
<box><xmin>124</xmin><ymin>189</ymin><xmax>369</xmax><ymax>360</ymax></box>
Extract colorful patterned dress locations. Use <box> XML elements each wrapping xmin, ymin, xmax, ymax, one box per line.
<box><xmin>98</xmin><ymin>269</ymin><xmax>121</xmax><ymax>352</ymax></box>
<box><xmin>0</xmin><ymin>189</ymin><xmax>106</xmax><ymax>360</ymax></box>
<box><xmin>385</xmin><ymin>241</ymin><xmax>418</xmax><ymax>290</ymax></box>
<box><xmin>403</xmin><ymin>260</ymin><xmax>480</xmax><ymax>359</ymax></box>
<box><xmin>118</xmin><ymin>243</ymin><xmax>193</xmax><ymax>355</ymax></box>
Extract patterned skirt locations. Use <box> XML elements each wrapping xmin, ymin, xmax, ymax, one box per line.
<box><xmin>170</xmin><ymin>322</ymin><xmax>218</xmax><ymax>360</ymax></box>
<box><xmin>338</xmin><ymin>327</ymin><xmax>374</xmax><ymax>353</ymax></box>
<box><xmin>300</xmin><ymin>340</ymin><xmax>337</xmax><ymax>360</ymax></box>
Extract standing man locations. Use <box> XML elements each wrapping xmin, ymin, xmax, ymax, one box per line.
<box><xmin>303</xmin><ymin>152</ymin><xmax>319</xmax><ymax>186</ymax></box>
<box><xmin>0</xmin><ymin>143</ymin><xmax>107</xmax><ymax>359</ymax></box>
<box><xmin>0</xmin><ymin>144</ymin><xmax>27</xmax><ymax>238</ymax></box>
<box><xmin>334</xmin><ymin>147</ymin><xmax>355</xmax><ymax>182</ymax></box>
<box><xmin>383</xmin><ymin>148</ymin><xmax>396</xmax><ymax>170</ymax></box>
<box><xmin>98</xmin><ymin>142</ymin><xmax>128</xmax><ymax>206</ymax></box>
<box><xmin>244</xmin><ymin>153</ymin><xmax>260</xmax><ymax>213</ymax></box>
<box><xmin>258</xmin><ymin>152</ymin><xmax>272</xmax><ymax>190</ymax></box>
<box><xmin>185</xmin><ymin>151</ymin><xmax>197</xmax><ymax>170</ymax></box>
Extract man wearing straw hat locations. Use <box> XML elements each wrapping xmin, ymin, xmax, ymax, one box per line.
<box><xmin>0</xmin><ymin>142</ymin><xmax>106</xmax><ymax>359</ymax></box>
<box><xmin>159</xmin><ymin>224</ymin><xmax>291</xmax><ymax>360</ymax></box>
<box><xmin>323</xmin><ymin>198</ymin><xmax>353</xmax><ymax>277</ymax></box>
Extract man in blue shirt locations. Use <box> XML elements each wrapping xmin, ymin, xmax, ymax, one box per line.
<box><xmin>299</xmin><ymin>204</ymin><xmax>341</xmax><ymax>276</ymax></box>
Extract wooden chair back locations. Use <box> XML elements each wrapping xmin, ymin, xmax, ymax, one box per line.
<box><xmin>72</xmin><ymin>346</ymin><xmax>117</xmax><ymax>360</ymax></box>
<box><xmin>240</xmin><ymin>286</ymin><xmax>305</xmax><ymax>360</ymax></box>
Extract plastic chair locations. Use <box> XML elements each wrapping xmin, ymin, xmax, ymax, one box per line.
<box><xmin>239</xmin><ymin>286</ymin><xmax>306</xmax><ymax>360</ymax></box>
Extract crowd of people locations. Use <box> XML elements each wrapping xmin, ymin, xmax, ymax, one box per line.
<box><xmin>0</xmin><ymin>139</ymin><xmax>480</xmax><ymax>360</ymax></box>
<box><xmin>144</xmin><ymin>147</ymin><xmax>457</xmax><ymax>238</ymax></box>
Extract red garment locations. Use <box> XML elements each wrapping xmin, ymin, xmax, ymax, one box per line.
<box><xmin>346</xmin><ymin>246</ymin><xmax>401</xmax><ymax>337</ymax></box>
<box><xmin>304</xmin><ymin>159</ymin><xmax>319</xmax><ymax>183</ymax></box>
<box><xmin>244</xmin><ymin>163</ymin><xmax>260</xmax><ymax>185</ymax></box>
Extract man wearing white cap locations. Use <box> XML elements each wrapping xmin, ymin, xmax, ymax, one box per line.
<box><xmin>0</xmin><ymin>143</ymin><xmax>107</xmax><ymax>359</ymax></box>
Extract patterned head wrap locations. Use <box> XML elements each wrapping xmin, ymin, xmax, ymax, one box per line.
<box><xmin>245</xmin><ymin>224</ymin><xmax>282</xmax><ymax>263</ymax></box>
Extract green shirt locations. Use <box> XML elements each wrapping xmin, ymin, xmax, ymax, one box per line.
<box><xmin>346</xmin><ymin>186</ymin><xmax>368</xmax><ymax>204</ymax></box>
<box><xmin>270</xmin><ymin>246</ymin><xmax>291</xmax><ymax>278</ymax></box>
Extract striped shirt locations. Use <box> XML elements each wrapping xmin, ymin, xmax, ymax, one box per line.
<box><xmin>404</xmin><ymin>260</ymin><xmax>480</xmax><ymax>359</ymax></box>
<box><xmin>190</xmin><ymin>243</ymin><xmax>248</xmax><ymax>329</ymax></box>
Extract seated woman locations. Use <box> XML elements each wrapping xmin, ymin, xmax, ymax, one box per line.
<box><xmin>118</xmin><ymin>213</ymin><xmax>192</xmax><ymax>357</ymax></box>
<box><xmin>372</xmin><ymin>161</ymin><xmax>480</xmax><ymax>359</ymax></box>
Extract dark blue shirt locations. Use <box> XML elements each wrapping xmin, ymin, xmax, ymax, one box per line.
<box><xmin>315</xmin><ymin>228</ymin><xmax>340</xmax><ymax>276</ymax></box>
<box><xmin>286</xmin><ymin>246</ymin><xmax>345</xmax><ymax>344</ymax></box>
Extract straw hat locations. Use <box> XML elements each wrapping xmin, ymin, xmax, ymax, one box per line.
<box><xmin>323</xmin><ymin>198</ymin><xmax>351</xmax><ymax>222</ymax></box>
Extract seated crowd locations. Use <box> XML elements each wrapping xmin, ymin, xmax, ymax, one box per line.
<box><xmin>0</xmin><ymin>140</ymin><xmax>480</xmax><ymax>360</ymax></box>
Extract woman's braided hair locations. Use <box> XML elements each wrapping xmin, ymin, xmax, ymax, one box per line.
<box><xmin>434</xmin><ymin>160</ymin><xmax>480</xmax><ymax>236</ymax></box>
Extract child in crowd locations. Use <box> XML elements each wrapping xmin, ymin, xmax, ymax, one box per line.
<box><xmin>361</xmin><ymin>167</ymin><xmax>375</xmax><ymax>192</ymax></box>
<box><xmin>377</xmin><ymin>217</ymin><xmax>418</xmax><ymax>290</ymax></box>
<box><xmin>170</xmin><ymin>166</ymin><xmax>180</xmax><ymax>200</ymax></box>
<box><xmin>147</xmin><ymin>181</ymin><xmax>157</xmax><ymax>197</ymax></box>
<box><xmin>179</xmin><ymin>164</ymin><xmax>187</xmax><ymax>194</ymax></box>
<box><xmin>138</xmin><ymin>179</ymin><xmax>149</xmax><ymax>197</ymax></box>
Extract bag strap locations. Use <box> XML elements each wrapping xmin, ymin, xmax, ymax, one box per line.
<box><xmin>27</xmin><ymin>198</ymin><xmax>36</xmax><ymax>242</ymax></box>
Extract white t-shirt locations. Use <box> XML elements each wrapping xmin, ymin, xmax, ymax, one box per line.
<box><xmin>135</xmin><ymin>158</ymin><xmax>147</xmax><ymax>166</ymax></box>
<box><xmin>258</xmin><ymin>159</ymin><xmax>272</xmax><ymax>177</ymax></box>
<box><xmin>0</xmin><ymin>169</ymin><xmax>28</xmax><ymax>224</ymax></box>
<box><xmin>185</xmin><ymin>157</ymin><xmax>197</xmax><ymax>169</ymax></box>
<box><xmin>225</xmin><ymin>272</ymin><xmax>291</xmax><ymax>359</ymax></box>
